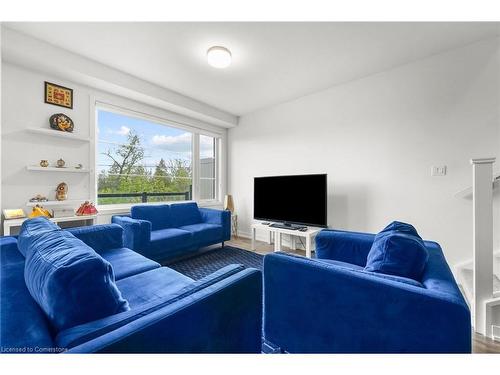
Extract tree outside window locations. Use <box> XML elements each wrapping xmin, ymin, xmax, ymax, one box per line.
<box><xmin>97</xmin><ymin>110</ymin><xmax>194</xmax><ymax>205</ymax></box>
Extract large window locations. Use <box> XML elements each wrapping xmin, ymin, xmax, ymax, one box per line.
<box><xmin>96</xmin><ymin>108</ymin><xmax>219</xmax><ymax>206</ymax></box>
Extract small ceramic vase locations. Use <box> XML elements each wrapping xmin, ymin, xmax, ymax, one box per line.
<box><xmin>56</xmin><ymin>158</ymin><xmax>66</xmax><ymax>168</ymax></box>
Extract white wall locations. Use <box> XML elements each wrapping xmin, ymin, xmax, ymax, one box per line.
<box><xmin>228</xmin><ymin>37</ymin><xmax>500</xmax><ymax>266</ymax></box>
<box><xmin>1</xmin><ymin>64</ymin><xmax>92</xmax><ymax>218</ymax></box>
<box><xmin>1</xmin><ymin>62</ymin><xmax>226</xmax><ymax>233</ymax></box>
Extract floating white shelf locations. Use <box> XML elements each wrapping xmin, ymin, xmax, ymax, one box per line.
<box><xmin>26</xmin><ymin>199</ymin><xmax>87</xmax><ymax>207</ymax></box>
<box><xmin>455</xmin><ymin>174</ymin><xmax>500</xmax><ymax>199</ymax></box>
<box><xmin>26</xmin><ymin>166</ymin><xmax>90</xmax><ymax>173</ymax></box>
<box><xmin>27</xmin><ymin>127</ymin><xmax>90</xmax><ymax>142</ymax></box>
<box><xmin>3</xmin><ymin>214</ymin><xmax>98</xmax><ymax>235</ymax></box>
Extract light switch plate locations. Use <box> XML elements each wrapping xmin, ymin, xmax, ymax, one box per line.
<box><xmin>431</xmin><ymin>165</ymin><xmax>447</xmax><ymax>176</ymax></box>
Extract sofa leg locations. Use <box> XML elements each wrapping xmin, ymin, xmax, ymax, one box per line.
<box><xmin>222</xmin><ymin>241</ymin><xmax>225</xmax><ymax>248</ymax></box>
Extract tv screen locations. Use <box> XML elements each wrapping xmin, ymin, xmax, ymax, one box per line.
<box><xmin>254</xmin><ymin>174</ymin><xmax>327</xmax><ymax>227</ymax></box>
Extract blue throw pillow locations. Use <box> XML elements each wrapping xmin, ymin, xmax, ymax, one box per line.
<box><xmin>16</xmin><ymin>217</ymin><xmax>60</xmax><ymax>257</ymax></box>
<box><xmin>379</xmin><ymin>221</ymin><xmax>420</xmax><ymax>237</ymax></box>
<box><xmin>18</xmin><ymin>217</ymin><xmax>130</xmax><ymax>332</ymax></box>
<box><xmin>365</xmin><ymin>221</ymin><xmax>429</xmax><ymax>281</ymax></box>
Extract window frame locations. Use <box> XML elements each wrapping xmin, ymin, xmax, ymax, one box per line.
<box><xmin>91</xmin><ymin>97</ymin><xmax>225</xmax><ymax>211</ymax></box>
<box><xmin>198</xmin><ymin>134</ymin><xmax>220</xmax><ymax>203</ymax></box>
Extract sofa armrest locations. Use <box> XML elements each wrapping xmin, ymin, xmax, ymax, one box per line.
<box><xmin>111</xmin><ymin>215</ymin><xmax>151</xmax><ymax>252</ymax></box>
<box><xmin>199</xmin><ymin>208</ymin><xmax>231</xmax><ymax>241</ymax></box>
<box><xmin>263</xmin><ymin>253</ymin><xmax>471</xmax><ymax>353</ymax></box>
<box><xmin>65</xmin><ymin>266</ymin><xmax>263</xmax><ymax>353</ymax></box>
<box><xmin>67</xmin><ymin>224</ymin><xmax>123</xmax><ymax>253</ymax></box>
<box><xmin>315</xmin><ymin>229</ymin><xmax>375</xmax><ymax>266</ymax></box>
<box><xmin>0</xmin><ymin>236</ymin><xmax>19</xmax><ymax>255</ymax></box>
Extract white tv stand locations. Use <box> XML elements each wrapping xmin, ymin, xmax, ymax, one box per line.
<box><xmin>251</xmin><ymin>221</ymin><xmax>322</xmax><ymax>258</ymax></box>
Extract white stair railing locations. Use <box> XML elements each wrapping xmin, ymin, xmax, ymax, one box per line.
<box><xmin>471</xmin><ymin>157</ymin><xmax>496</xmax><ymax>337</ymax></box>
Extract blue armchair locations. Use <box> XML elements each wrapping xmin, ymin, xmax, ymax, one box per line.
<box><xmin>112</xmin><ymin>202</ymin><xmax>231</xmax><ymax>262</ymax></box>
<box><xmin>263</xmin><ymin>229</ymin><xmax>471</xmax><ymax>353</ymax></box>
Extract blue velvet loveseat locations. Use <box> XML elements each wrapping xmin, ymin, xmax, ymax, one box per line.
<box><xmin>263</xmin><ymin>227</ymin><xmax>471</xmax><ymax>353</ymax></box>
<box><xmin>112</xmin><ymin>202</ymin><xmax>231</xmax><ymax>262</ymax></box>
<box><xmin>0</xmin><ymin>218</ymin><xmax>262</xmax><ymax>353</ymax></box>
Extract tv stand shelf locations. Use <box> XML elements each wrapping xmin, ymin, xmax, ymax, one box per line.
<box><xmin>251</xmin><ymin>221</ymin><xmax>322</xmax><ymax>258</ymax></box>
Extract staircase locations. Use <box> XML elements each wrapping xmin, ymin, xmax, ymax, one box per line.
<box><xmin>455</xmin><ymin>254</ymin><xmax>500</xmax><ymax>342</ymax></box>
<box><xmin>456</xmin><ymin>251</ymin><xmax>500</xmax><ymax>306</ymax></box>
<box><xmin>455</xmin><ymin>158</ymin><xmax>499</xmax><ymax>340</ymax></box>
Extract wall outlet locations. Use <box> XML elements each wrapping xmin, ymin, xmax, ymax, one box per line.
<box><xmin>431</xmin><ymin>165</ymin><xmax>447</xmax><ymax>176</ymax></box>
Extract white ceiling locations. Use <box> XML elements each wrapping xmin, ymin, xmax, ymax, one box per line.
<box><xmin>5</xmin><ymin>22</ymin><xmax>500</xmax><ymax>116</ymax></box>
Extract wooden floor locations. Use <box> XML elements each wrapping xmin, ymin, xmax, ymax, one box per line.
<box><xmin>227</xmin><ymin>235</ymin><xmax>500</xmax><ymax>354</ymax></box>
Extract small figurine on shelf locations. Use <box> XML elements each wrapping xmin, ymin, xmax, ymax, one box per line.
<box><xmin>39</xmin><ymin>160</ymin><xmax>49</xmax><ymax>167</ymax></box>
<box><xmin>28</xmin><ymin>205</ymin><xmax>53</xmax><ymax>218</ymax></box>
<box><xmin>29</xmin><ymin>194</ymin><xmax>48</xmax><ymax>203</ymax></box>
<box><xmin>56</xmin><ymin>182</ymin><xmax>68</xmax><ymax>201</ymax></box>
<box><xmin>56</xmin><ymin>158</ymin><xmax>66</xmax><ymax>168</ymax></box>
<box><xmin>75</xmin><ymin>201</ymin><xmax>98</xmax><ymax>216</ymax></box>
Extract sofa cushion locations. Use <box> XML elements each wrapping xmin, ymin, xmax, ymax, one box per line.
<box><xmin>366</xmin><ymin>270</ymin><xmax>424</xmax><ymax>288</ymax></box>
<box><xmin>317</xmin><ymin>257</ymin><xmax>423</xmax><ymax>287</ymax></box>
<box><xmin>179</xmin><ymin>223</ymin><xmax>223</xmax><ymax>245</ymax></box>
<box><xmin>316</xmin><ymin>258</ymin><xmax>364</xmax><ymax>271</ymax></box>
<box><xmin>116</xmin><ymin>267</ymin><xmax>193</xmax><ymax>308</ymax></box>
<box><xmin>100</xmin><ymin>247</ymin><xmax>161</xmax><ymax>280</ymax></box>
<box><xmin>67</xmin><ymin>224</ymin><xmax>124</xmax><ymax>253</ymax></box>
<box><xmin>170</xmin><ymin>202</ymin><xmax>202</xmax><ymax>227</ymax></box>
<box><xmin>150</xmin><ymin>228</ymin><xmax>194</xmax><ymax>254</ymax></box>
<box><xmin>365</xmin><ymin>221</ymin><xmax>429</xmax><ymax>281</ymax></box>
<box><xmin>18</xmin><ymin>217</ymin><xmax>130</xmax><ymax>332</ymax></box>
<box><xmin>132</xmin><ymin>204</ymin><xmax>171</xmax><ymax>230</ymax></box>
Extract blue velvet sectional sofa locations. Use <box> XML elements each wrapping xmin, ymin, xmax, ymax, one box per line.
<box><xmin>0</xmin><ymin>217</ymin><xmax>262</xmax><ymax>353</ymax></box>
<box><xmin>263</xmin><ymin>225</ymin><xmax>471</xmax><ymax>353</ymax></box>
<box><xmin>112</xmin><ymin>202</ymin><xmax>231</xmax><ymax>262</ymax></box>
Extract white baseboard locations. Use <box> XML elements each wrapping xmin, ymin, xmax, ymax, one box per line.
<box><xmin>236</xmin><ymin>230</ymin><xmax>252</xmax><ymax>239</ymax></box>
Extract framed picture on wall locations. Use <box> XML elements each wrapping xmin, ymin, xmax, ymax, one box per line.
<box><xmin>44</xmin><ymin>81</ymin><xmax>73</xmax><ymax>109</ymax></box>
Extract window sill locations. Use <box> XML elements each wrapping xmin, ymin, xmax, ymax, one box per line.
<box><xmin>97</xmin><ymin>200</ymin><xmax>223</xmax><ymax>215</ymax></box>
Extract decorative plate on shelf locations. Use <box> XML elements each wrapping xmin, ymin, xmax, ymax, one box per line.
<box><xmin>49</xmin><ymin>113</ymin><xmax>74</xmax><ymax>132</ymax></box>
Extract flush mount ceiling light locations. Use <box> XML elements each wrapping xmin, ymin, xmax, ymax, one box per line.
<box><xmin>207</xmin><ymin>46</ymin><xmax>232</xmax><ymax>68</ymax></box>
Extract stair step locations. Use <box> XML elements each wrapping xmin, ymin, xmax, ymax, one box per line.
<box><xmin>461</xmin><ymin>269</ymin><xmax>499</xmax><ymax>292</ymax></box>
<box><xmin>493</xmin><ymin>326</ymin><xmax>500</xmax><ymax>342</ymax></box>
<box><xmin>458</xmin><ymin>269</ymin><xmax>500</xmax><ymax>305</ymax></box>
<box><xmin>462</xmin><ymin>268</ymin><xmax>473</xmax><ymax>287</ymax></box>
<box><xmin>455</xmin><ymin>252</ymin><xmax>500</xmax><ymax>305</ymax></box>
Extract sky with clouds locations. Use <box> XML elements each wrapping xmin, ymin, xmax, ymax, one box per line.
<box><xmin>97</xmin><ymin>110</ymin><xmax>215</xmax><ymax>174</ymax></box>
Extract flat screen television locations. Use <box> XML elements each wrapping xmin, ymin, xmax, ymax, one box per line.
<box><xmin>254</xmin><ymin>174</ymin><xmax>327</xmax><ymax>227</ymax></box>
